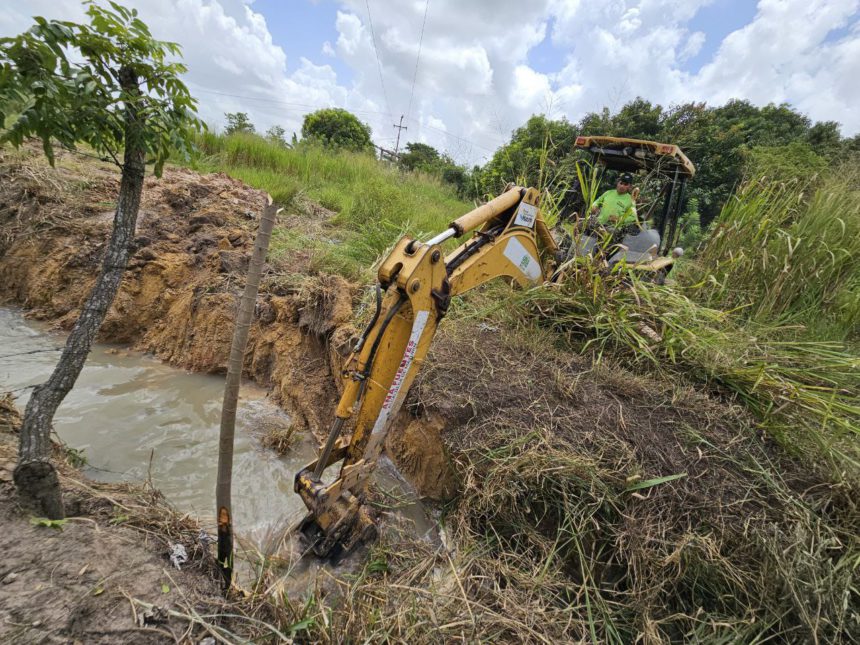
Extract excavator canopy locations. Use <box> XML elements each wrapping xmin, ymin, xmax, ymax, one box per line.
<box><xmin>574</xmin><ymin>136</ymin><xmax>696</xmax><ymax>178</ymax></box>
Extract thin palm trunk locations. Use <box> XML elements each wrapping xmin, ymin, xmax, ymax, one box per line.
<box><xmin>14</xmin><ymin>67</ymin><xmax>144</xmax><ymax>518</ymax></box>
<box><xmin>216</xmin><ymin>196</ymin><xmax>278</xmax><ymax>588</ymax></box>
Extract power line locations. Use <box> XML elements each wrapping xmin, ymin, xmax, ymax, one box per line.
<box><xmin>406</xmin><ymin>0</ymin><xmax>430</xmax><ymax>123</ymax></box>
<box><xmin>364</xmin><ymin>0</ymin><xmax>393</xmax><ymax>118</ymax></box>
<box><xmin>403</xmin><ymin>115</ymin><xmax>501</xmax><ymax>154</ymax></box>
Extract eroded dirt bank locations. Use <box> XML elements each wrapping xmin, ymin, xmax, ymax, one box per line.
<box><xmin>0</xmin><ymin>149</ymin><xmax>455</xmax><ymax>498</ymax></box>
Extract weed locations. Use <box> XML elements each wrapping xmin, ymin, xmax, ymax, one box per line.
<box><xmin>30</xmin><ymin>517</ymin><xmax>67</xmax><ymax>530</ymax></box>
<box><xmin>686</xmin><ymin>170</ymin><xmax>860</xmax><ymax>342</ymax></box>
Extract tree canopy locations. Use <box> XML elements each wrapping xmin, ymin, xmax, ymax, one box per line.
<box><xmin>224</xmin><ymin>111</ymin><xmax>255</xmax><ymax>135</ymax></box>
<box><xmin>469</xmin><ymin>98</ymin><xmax>855</xmax><ymax>224</ymax></box>
<box><xmin>0</xmin><ymin>0</ymin><xmax>201</xmax><ymax>176</ymax></box>
<box><xmin>301</xmin><ymin>107</ymin><xmax>373</xmax><ymax>152</ymax></box>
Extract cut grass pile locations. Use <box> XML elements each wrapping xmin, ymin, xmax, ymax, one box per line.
<box><xmin>233</xmin><ymin>321</ymin><xmax>858</xmax><ymax>643</ymax></box>
<box><xmin>184</xmin><ymin>132</ymin><xmax>469</xmax><ymax>280</ymax></box>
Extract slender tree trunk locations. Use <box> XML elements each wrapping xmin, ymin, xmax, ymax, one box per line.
<box><xmin>14</xmin><ymin>67</ymin><xmax>145</xmax><ymax>518</ymax></box>
<box><xmin>216</xmin><ymin>196</ymin><xmax>278</xmax><ymax>588</ymax></box>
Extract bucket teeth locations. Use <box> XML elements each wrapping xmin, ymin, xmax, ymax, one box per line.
<box><xmin>298</xmin><ymin>504</ymin><xmax>377</xmax><ymax>563</ymax></box>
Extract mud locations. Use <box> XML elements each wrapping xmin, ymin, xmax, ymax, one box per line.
<box><xmin>0</xmin><ymin>396</ymin><xmax>224</xmax><ymax>644</ymax></box>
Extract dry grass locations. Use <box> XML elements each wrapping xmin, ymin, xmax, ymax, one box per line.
<box><xmin>215</xmin><ymin>318</ymin><xmax>858</xmax><ymax>643</ymax></box>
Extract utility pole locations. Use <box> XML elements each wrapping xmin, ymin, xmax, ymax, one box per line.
<box><xmin>393</xmin><ymin>114</ymin><xmax>407</xmax><ymax>157</ymax></box>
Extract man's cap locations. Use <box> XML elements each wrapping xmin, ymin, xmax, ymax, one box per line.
<box><xmin>618</xmin><ymin>172</ymin><xmax>634</xmax><ymax>184</ymax></box>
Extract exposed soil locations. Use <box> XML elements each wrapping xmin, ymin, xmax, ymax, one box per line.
<box><xmin>0</xmin><ymin>148</ymin><xmax>456</xmax><ymax>498</ymax></box>
<box><xmin>0</xmin><ymin>396</ymin><xmax>225</xmax><ymax>644</ymax></box>
<box><xmin>0</xmin><ymin>151</ymin><xmax>349</xmax><ymax>437</ymax></box>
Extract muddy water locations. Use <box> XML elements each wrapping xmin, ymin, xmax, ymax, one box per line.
<box><xmin>0</xmin><ymin>307</ymin><xmax>437</xmax><ymax>576</ymax></box>
<box><xmin>0</xmin><ymin>307</ymin><xmax>316</xmax><ymax>541</ymax></box>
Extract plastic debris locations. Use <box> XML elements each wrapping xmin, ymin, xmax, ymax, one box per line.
<box><xmin>140</xmin><ymin>605</ymin><xmax>169</xmax><ymax>627</ymax></box>
<box><xmin>168</xmin><ymin>542</ymin><xmax>188</xmax><ymax>570</ymax></box>
<box><xmin>197</xmin><ymin>529</ymin><xmax>214</xmax><ymax>546</ymax></box>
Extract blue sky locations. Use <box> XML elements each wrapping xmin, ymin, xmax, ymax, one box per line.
<box><xmin>254</xmin><ymin>0</ymin><xmax>353</xmax><ymax>81</ymax></box>
<box><xmin>683</xmin><ymin>0</ymin><xmax>759</xmax><ymax>72</ymax></box>
<box><xmin>3</xmin><ymin>0</ymin><xmax>859</xmax><ymax>163</ymax></box>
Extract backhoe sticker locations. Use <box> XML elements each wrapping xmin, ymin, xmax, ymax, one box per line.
<box><xmin>513</xmin><ymin>202</ymin><xmax>538</xmax><ymax>228</ymax></box>
<box><xmin>504</xmin><ymin>237</ymin><xmax>541</xmax><ymax>282</ymax></box>
<box><xmin>369</xmin><ymin>310</ymin><xmax>430</xmax><ymax>439</ymax></box>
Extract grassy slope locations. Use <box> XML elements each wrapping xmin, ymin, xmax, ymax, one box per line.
<box><xmin>185</xmin><ymin>132</ymin><xmax>469</xmax><ymax>281</ymax></box>
<box><xmin>175</xmin><ymin>134</ymin><xmax>858</xmax><ymax>643</ymax></box>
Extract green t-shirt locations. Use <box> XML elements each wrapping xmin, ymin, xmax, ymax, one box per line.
<box><xmin>592</xmin><ymin>189</ymin><xmax>637</xmax><ymax>226</ymax></box>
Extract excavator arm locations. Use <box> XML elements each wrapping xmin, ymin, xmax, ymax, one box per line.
<box><xmin>294</xmin><ymin>186</ymin><xmax>558</xmax><ymax>559</ymax></box>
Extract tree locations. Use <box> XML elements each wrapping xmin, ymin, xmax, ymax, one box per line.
<box><xmin>399</xmin><ymin>141</ymin><xmax>441</xmax><ymax>171</ymax></box>
<box><xmin>608</xmin><ymin>97</ymin><xmax>663</xmax><ymax>140</ymax></box>
<box><xmin>224</xmin><ymin>111</ymin><xmax>254</xmax><ymax>135</ymax></box>
<box><xmin>301</xmin><ymin>107</ymin><xmax>373</xmax><ymax>152</ymax></box>
<box><xmin>479</xmin><ymin>115</ymin><xmax>578</xmax><ymax>195</ymax></box>
<box><xmin>806</xmin><ymin>121</ymin><xmax>841</xmax><ymax>158</ymax></box>
<box><xmin>216</xmin><ymin>197</ymin><xmax>278</xmax><ymax>588</ymax></box>
<box><xmin>265</xmin><ymin>124</ymin><xmax>286</xmax><ymax>145</ymax></box>
<box><xmin>0</xmin><ymin>1</ymin><xmax>201</xmax><ymax>518</ymax></box>
<box><xmin>745</xmin><ymin>141</ymin><xmax>827</xmax><ymax>181</ymax></box>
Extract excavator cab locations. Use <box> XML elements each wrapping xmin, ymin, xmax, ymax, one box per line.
<box><xmin>560</xmin><ymin>136</ymin><xmax>696</xmax><ymax>283</ymax></box>
<box><xmin>294</xmin><ymin>186</ymin><xmax>559</xmax><ymax>560</ymax></box>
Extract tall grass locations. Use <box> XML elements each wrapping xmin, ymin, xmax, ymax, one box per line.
<box><xmin>232</xmin><ymin>376</ymin><xmax>857</xmax><ymax>643</ymax></box>
<box><xmin>184</xmin><ymin>132</ymin><xmax>468</xmax><ymax>278</ymax></box>
<box><xmin>687</xmin><ymin>169</ymin><xmax>860</xmax><ymax>341</ymax></box>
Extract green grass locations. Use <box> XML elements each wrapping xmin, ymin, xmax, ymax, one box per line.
<box><xmin>182</xmin><ymin>132</ymin><xmax>469</xmax><ymax>278</ymax></box>
<box><xmin>685</xmin><ymin>168</ymin><xmax>860</xmax><ymax>342</ymax></box>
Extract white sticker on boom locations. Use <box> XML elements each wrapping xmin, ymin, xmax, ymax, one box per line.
<box><xmin>514</xmin><ymin>202</ymin><xmax>538</xmax><ymax>228</ymax></box>
<box><xmin>504</xmin><ymin>237</ymin><xmax>541</xmax><ymax>282</ymax></box>
<box><xmin>368</xmin><ymin>310</ymin><xmax>430</xmax><ymax>439</ymax></box>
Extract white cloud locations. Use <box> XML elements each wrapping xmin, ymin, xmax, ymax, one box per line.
<box><xmin>510</xmin><ymin>65</ymin><xmax>552</xmax><ymax>111</ymax></box>
<box><xmin>689</xmin><ymin>0</ymin><xmax>860</xmax><ymax>130</ymax></box>
<box><xmin>2</xmin><ymin>0</ymin><xmax>858</xmax><ymax>166</ymax></box>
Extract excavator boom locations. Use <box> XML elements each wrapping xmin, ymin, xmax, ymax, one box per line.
<box><xmin>294</xmin><ymin>186</ymin><xmax>557</xmax><ymax>559</ymax></box>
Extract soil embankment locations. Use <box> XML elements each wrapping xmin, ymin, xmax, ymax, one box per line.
<box><xmin>0</xmin><ymin>150</ymin><xmax>454</xmax><ymax>498</ymax></box>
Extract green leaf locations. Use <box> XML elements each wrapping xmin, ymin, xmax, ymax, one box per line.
<box><xmin>30</xmin><ymin>517</ymin><xmax>67</xmax><ymax>530</ymax></box>
<box><xmin>288</xmin><ymin>618</ymin><xmax>315</xmax><ymax>636</ymax></box>
<box><xmin>625</xmin><ymin>472</ymin><xmax>688</xmax><ymax>491</ymax></box>
<box><xmin>161</xmin><ymin>583</ymin><xmax>170</xmax><ymax>593</ymax></box>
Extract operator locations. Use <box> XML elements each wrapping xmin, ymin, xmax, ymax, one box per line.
<box><xmin>589</xmin><ymin>172</ymin><xmax>638</xmax><ymax>228</ymax></box>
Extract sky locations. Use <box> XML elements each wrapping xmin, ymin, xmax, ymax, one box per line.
<box><xmin>2</xmin><ymin>0</ymin><xmax>858</xmax><ymax>165</ymax></box>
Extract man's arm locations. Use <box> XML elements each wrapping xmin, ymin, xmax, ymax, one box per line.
<box><xmin>590</xmin><ymin>191</ymin><xmax>606</xmax><ymax>215</ymax></box>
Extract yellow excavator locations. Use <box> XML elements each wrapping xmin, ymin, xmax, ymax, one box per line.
<box><xmin>294</xmin><ymin>138</ymin><xmax>697</xmax><ymax>560</ymax></box>
<box><xmin>294</xmin><ymin>186</ymin><xmax>559</xmax><ymax>559</ymax></box>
